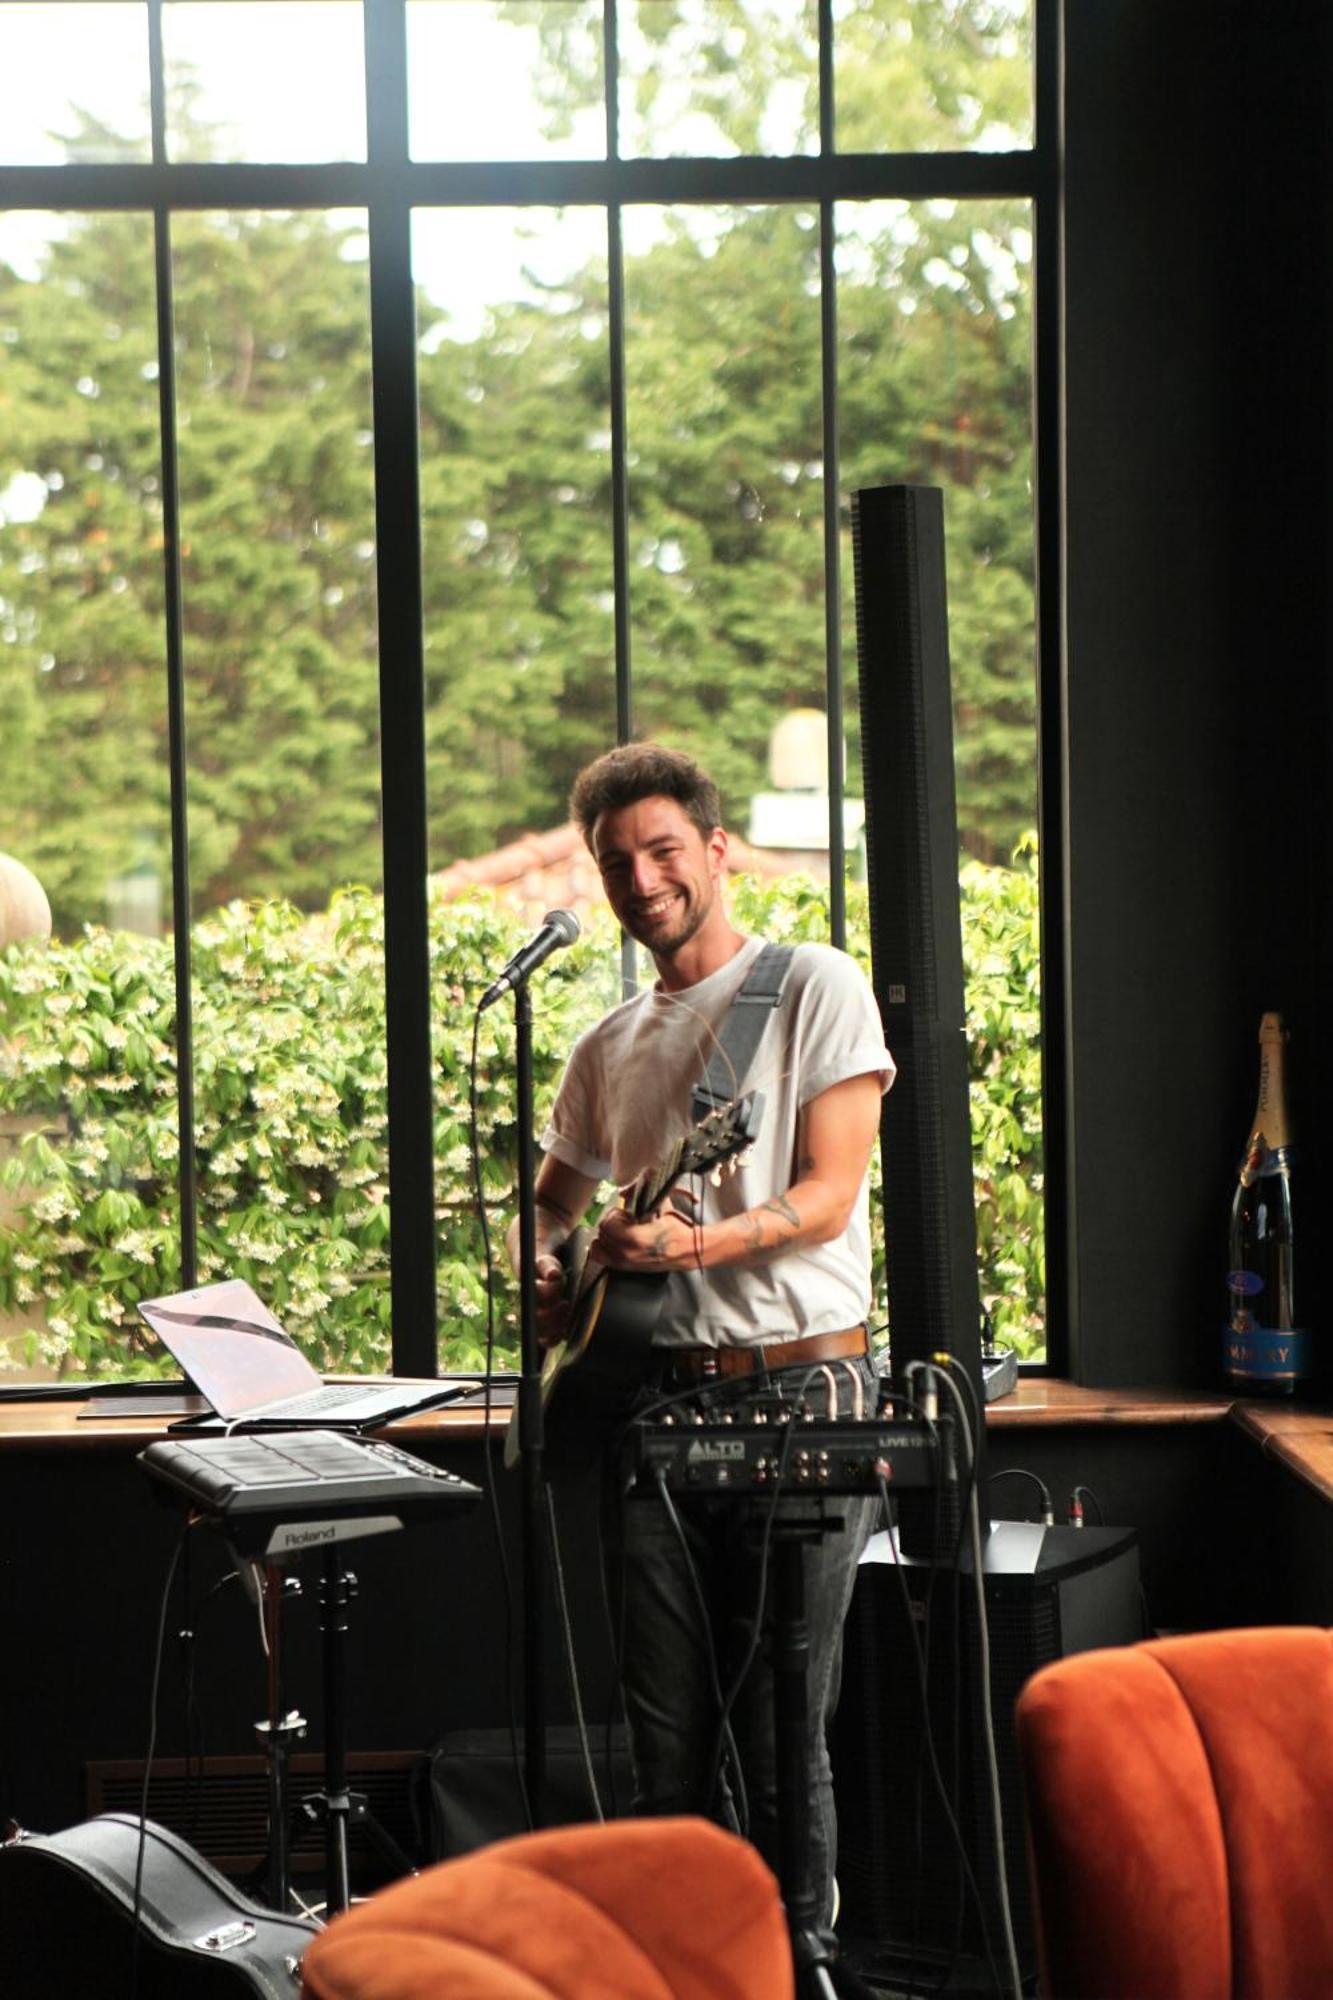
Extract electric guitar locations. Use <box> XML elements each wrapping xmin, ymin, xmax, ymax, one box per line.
<box><xmin>505</xmin><ymin>1091</ymin><xmax>764</xmax><ymax>1477</ymax></box>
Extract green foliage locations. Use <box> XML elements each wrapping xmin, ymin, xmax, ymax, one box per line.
<box><xmin>960</xmin><ymin>834</ymin><xmax>1044</xmax><ymax>1352</ymax></box>
<box><xmin>0</xmin><ymin>858</ymin><xmax>1043</xmax><ymax>1380</ymax></box>
<box><xmin>503</xmin><ymin>0</ymin><xmax>1032</xmax><ymax>157</ymax></box>
<box><xmin>1</xmin><ymin>17</ymin><xmax>1038</xmax><ymax>933</ymax></box>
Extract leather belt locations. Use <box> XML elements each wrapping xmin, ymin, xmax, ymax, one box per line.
<box><xmin>653</xmin><ymin>1325</ymin><xmax>869</xmax><ymax>1384</ymax></box>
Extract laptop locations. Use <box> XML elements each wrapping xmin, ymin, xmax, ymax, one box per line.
<box><xmin>135</xmin><ymin>1278</ymin><xmax>467</xmax><ymax>1431</ymax></box>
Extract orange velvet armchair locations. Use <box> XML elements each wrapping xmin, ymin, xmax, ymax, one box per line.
<box><xmin>1015</xmin><ymin>1625</ymin><xmax>1333</xmax><ymax>2000</ymax></box>
<box><xmin>299</xmin><ymin>1814</ymin><xmax>794</xmax><ymax>2000</ymax></box>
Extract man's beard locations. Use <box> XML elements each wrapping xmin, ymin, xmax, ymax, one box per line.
<box><xmin>628</xmin><ymin>887</ymin><xmax>709</xmax><ymax>958</ymax></box>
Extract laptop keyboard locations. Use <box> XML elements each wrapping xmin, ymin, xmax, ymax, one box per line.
<box><xmin>262</xmin><ymin>1384</ymin><xmax>385</xmax><ymax>1418</ymax></box>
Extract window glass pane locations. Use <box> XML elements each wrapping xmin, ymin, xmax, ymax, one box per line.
<box><xmin>171</xmin><ymin>209</ymin><xmax>388</xmax><ymax>1366</ymax></box>
<box><xmin>624</xmin><ymin>204</ymin><xmax>831</xmax><ymax>881</ymax></box>
<box><xmin>0</xmin><ymin>3</ymin><xmax>151</xmax><ymax>164</ymax></box>
<box><xmin>618</xmin><ymin>0</ymin><xmax>818</xmax><ymax>159</ymax></box>
<box><xmin>164</xmin><ymin>1</ymin><xmax>367</xmax><ymax>162</ymax></box>
<box><xmin>408</xmin><ymin>0</ymin><xmax>605</xmax><ymax>162</ymax></box>
<box><xmin>834</xmin><ymin>0</ymin><xmax>1033</xmax><ymax>153</ymax></box>
<box><xmin>415</xmin><ymin>205</ymin><xmax>617</xmax><ymax>1365</ymax></box>
<box><xmin>837</xmin><ymin>194</ymin><xmax>1044</xmax><ymax>1358</ymax></box>
<box><xmin>0</xmin><ymin>211</ymin><xmax>179</xmax><ymax>1385</ymax></box>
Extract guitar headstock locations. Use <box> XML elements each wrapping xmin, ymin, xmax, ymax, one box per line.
<box><xmin>631</xmin><ymin>1091</ymin><xmax>766</xmax><ymax>1219</ymax></box>
<box><xmin>675</xmin><ymin>1090</ymin><xmax>764</xmax><ymax>1183</ymax></box>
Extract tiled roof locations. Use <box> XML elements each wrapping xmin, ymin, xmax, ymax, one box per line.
<box><xmin>430</xmin><ymin>821</ymin><xmax>791</xmax><ymax>925</ymax></box>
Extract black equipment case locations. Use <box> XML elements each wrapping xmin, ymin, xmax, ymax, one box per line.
<box><xmin>0</xmin><ymin>1813</ymin><xmax>317</xmax><ymax>1997</ymax></box>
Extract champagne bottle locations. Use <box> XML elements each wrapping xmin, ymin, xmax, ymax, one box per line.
<box><xmin>1224</xmin><ymin>1013</ymin><xmax>1308</xmax><ymax>1395</ymax></box>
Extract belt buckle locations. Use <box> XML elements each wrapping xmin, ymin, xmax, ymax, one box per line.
<box><xmin>700</xmin><ymin>1352</ymin><xmax>720</xmax><ymax>1380</ymax></box>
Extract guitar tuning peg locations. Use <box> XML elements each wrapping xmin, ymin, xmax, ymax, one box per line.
<box><xmin>709</xmin><ymin>1164</ymin><xmax>725</xmax><ymax>1187</ymax></box>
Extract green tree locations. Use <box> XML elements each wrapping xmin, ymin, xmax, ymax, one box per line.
<box><xmin>2</xmin><ymin>13</ymin><xmax>1037</xmax><ymax>928</ymax></box>
<box><xmin>502</xmin><ymin>0</ymin><xmax>1032</xmax><ymax>158</ymax></box>
<box><xmin>0</xmin><ymin>191</ymin><xmax>382</xmax><ymax>930</ymax></box>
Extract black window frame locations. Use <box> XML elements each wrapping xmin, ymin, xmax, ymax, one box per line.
<box><xmin>0</xmin><ymin>0</ymin><xmax>1066</xmax><ymax>1379</ymax></box>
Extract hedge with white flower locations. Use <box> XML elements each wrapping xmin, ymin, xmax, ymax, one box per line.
<box><xmin>0</xmin><ymin>854</ymin><xmax>1043</xmax><ymax>1379</ymax></box>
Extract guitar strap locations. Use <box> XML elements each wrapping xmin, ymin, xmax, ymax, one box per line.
<box><xmin>691</xmin><ymin>940</ymin><xmax>795</xmax><ymax>1123</ymax></box>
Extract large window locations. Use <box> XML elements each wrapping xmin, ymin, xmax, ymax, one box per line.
<box><xmin>0</xmin><ymin>0</ymin><xmax>1055</xmax><ymax>1386</ymax></box>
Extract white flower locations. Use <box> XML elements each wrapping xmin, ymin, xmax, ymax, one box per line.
<box><xmin>11</xmin><ymin>964</ymin><xmax>54</xmax><ymax>995</ymax></box>
<box><xmin>32</xmin><ymin>1191</ymin><xmax>76</xmax><ymax>1223</ymax></box>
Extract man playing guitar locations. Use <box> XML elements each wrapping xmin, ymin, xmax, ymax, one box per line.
<box><xmin>506</xmin><ymin>741</ymin><xmax>894</xmax><ymax>1941</ymax></box>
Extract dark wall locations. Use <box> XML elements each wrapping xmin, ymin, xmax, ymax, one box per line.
<box><xmin>0</xmin><ymin>1434</ymin><xmax>615</xmax><ymax>1842</ymax></box>
<box><xmin>985</xmin><ymin>1421</ymin><xmax>1295</xmax><ymax>1634</ymax></box>
<box><xmin>1061</xmin><ymin>3</ymin><xmax>1332</xmax><ymax>1386</ymax></box>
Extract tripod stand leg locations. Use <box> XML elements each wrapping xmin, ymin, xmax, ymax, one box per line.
<box><xmin>256</xmin><ymin>1706</ymin><xmax>306</xmax><ymax>1910</ymax></box>
<box><xmin>345</xmin><ymin>1794</ymin><xmax>417</xmax><ymax>1880</ymax></box>
<box><xmin>319</xmin><ymin>1549</ymin><xmax>354</xmax><ymax>1917</ymax></box>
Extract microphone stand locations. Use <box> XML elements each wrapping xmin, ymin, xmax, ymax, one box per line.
<box><xmin>511</xmin><ymin>975</ymin><xmax>547</xmax><ymax>1828</ymax></box>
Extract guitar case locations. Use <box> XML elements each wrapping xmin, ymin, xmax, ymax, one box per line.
<box><xmin>0</xmin><ymin>1813</ymin><xmax>318</xmax><ymax>1998</ymax></box>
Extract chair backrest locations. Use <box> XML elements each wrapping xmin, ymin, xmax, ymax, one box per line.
<box><xmin>299</xmin><ymin>1813</ymin><xmax>794</xmax><ymax>2000</ymax></box>
<box><xmin>1015</xmin><ymin>1625</ymin><xmax>1333</xmax><ymax>2000</ymax></box>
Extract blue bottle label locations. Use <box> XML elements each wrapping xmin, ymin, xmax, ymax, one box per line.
<box><xmin>1223</xmin><ymin>1325</ymin><xmax>1310</xmax><ymax>1384</ymax></box>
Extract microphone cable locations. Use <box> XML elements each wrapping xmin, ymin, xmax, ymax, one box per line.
<box><xmin>543</xmin><ymin>1482</ymin><xmax>606</xmax><ymax>1823</ymax></box>
<box><xmin>988</xmin><ymin>1466</ymin><xmax>1055</xmax><ymax>1524</ymax></box>
<box><xmin>863</xmin><ymin>1377</ymin><xmax>969</xmax><ymax>1999</ymax></box>
<box><xmin>927</xmin><ymin>1362</ymin><xmax>1022</xmax><ymax>2000</ymax></box>
<box><xmin>653</xmin><ymin>1464</ymin><xmax>752</xmax><ymax>1837</ymax></box>
<box><xmin>132</xmin><ymin>1515</ymin><xmax>193</xmax><ymax>1998</ymax></box>
<box><xmin>899</xmin><ymin>1356</ymin><xmax>971</xmax><ymax>1992</ymax></box>
<box><xmin>467</xmin><ymin>1001</ymin><xmax>531</xmax><ymax>1829</ymax></box>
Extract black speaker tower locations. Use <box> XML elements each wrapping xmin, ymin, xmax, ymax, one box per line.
<box><xmin>852</xmin><ymin>484</ymin><xmax>986</xmax><ymax>1462</ymax></box>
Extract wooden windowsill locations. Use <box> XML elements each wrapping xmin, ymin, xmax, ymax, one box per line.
<box><xmin>1229</xmin><ymin>1400</ymin><xmax>1333</xmax><ymax>1509</ymax></box>
<box><xmin>0</xmin><ymin>1382</ymin><xmax>493</xmax><ymax>1450</ymax></box>
<box><xmin>1</xmin><ymin>1376</ymin><xmax>1329</xmax><ymax>1508</ymax></box>
<box><xmin>986</xmin><ymin>1378</ymin><xmax>1235</xmax><ymax>1427</ymax></box>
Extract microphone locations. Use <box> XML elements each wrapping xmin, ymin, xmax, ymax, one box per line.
<box><xmin>478</xmin><ymin>908</ymin><xmax>581</xmax><ymax>1011</ymax></box>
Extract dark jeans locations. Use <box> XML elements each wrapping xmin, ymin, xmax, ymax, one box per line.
<box><xmin>604</xmin><ymin>1352</ymin><xmax>880</xmax><ymax>1929</ymax></box>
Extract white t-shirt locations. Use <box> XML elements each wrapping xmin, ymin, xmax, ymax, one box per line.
<box><xmin>541</xmin><ymin>935</ymin><xmax>895</xmax><ymax>1349</ymax></box>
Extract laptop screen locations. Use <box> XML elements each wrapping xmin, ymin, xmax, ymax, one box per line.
<box><xmin>137</xmin><ymin>1278</ymin><xmax>322</xmax><ymax>1419</ymax></box>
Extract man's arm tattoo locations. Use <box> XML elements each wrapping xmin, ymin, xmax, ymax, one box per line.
<box><xmin>736</xmin><ymin>1196</ymin><xmax>801</xmax><ymax>1261</ymax></box>
<box><xmin>740</xmin><ymin>1212</ymin><xmax>766</xmax><ymax>1254</ymax></box>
